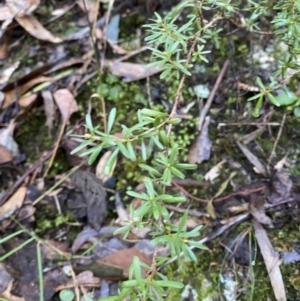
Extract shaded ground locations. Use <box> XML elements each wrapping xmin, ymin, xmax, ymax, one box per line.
<box><xmin>1</xmin><ymin>1</ymin><xmax>300</xmax><ymax>300</ymax></box>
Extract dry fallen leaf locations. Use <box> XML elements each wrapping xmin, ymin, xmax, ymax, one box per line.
<box><xmin>0</xmin><ymin>6</ymin><xmax>13</xmax><ymax>21</ymax></box>
<box><xmin>236</xmin><ymin>141</ymin><xmax>267</xmax><ymax>177</ymax></box>
<box><xmin>109</xmin><ymin>61</ymin><xmax>161</xmax><ymax>82</ymax></box>
<box><xmin>0</xmin><ymin>145</ymin><xmax>13</xmax><ymax>163</ymax></box>
<box><xmin>42</xmin><ymin>90</ymin><xmax>55</xmax><ymax>135</ymax></box>
<box><xmin>0</xmin><ymin>121</ymin><xmax>19</xmax><ymax>156</ymax></box>
<box><xmin>0</xmin><ymin>279</ymin><xmax>25</xmax><ymax>301</ymax></box>
<box><xmin>16</xmin><ymin>15</ymin><xmax>63</xmax><ymax>43</ymax></box>
<box><xmin>76</xmin><ymin>0</ymin><xmax>99</xmax><ymax>25</ymax></box>
<box><xmin>101</xmin><ymin>248</ymin><xmax>152</xmax><ymax>276</ymax></box>
<box><xmin>96</xmin><ymin>150</ymin><xmax>117</xmax><ymax>183</ymax></box>
<box><xmin>204</xmin><ymin>159</ymin><xmax>227</xmax><ymax>181</ymax></box>
<box><xmin>6</xmin><ymin>0</ymin><xmax>40</xmax><ymax>17</ymax></box>
<box><xmin>0</xmin><ymin>61</ymin><xmax>20</xmax><ymax>84</ymax></box>
<box><xmin>188</xmin><ymin>116</ymin><xmax>212</xmax><ymax>164</ymax></box>
<box><xmin>53</xmin><ymin>89</ymin><xmax>78</xmax><ymax>121</ymax></box>
<box><xmin>249</xmin><ymin>198</ymin><xmax>273</xmax><ymax>228</ymax></box>
<box><xmin>0</xmin><ymin>186</ymin><xmax>26</xmax><ymax>221</ymax></box>
<box><xmin>252</xmin><ymin>220</ymin><xmax>286</xmax><ymax>301</ymax></box>
<box><xmin>3</xmin><ymin>75</ymin><xmax>53</xmax><ymax>108</ymax></box>
<box><xmin>0</xmin><ymin>33</ymin><xmax>9</xmax><ymax>59</ymax></box>
<box><xmin>19</xmin><ymin>93</ymin><xmax>38</xmax><ymax>107</ymax></box>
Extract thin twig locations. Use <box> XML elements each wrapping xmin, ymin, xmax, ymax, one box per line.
<box><xmin>172</xmin><ymin>180</ymin><xmax>266</xmax><ymax>203</ymax></box>
<box><xmin>198</xmin><ymin>59</ymin><xmax>229</xmax><ymax>131</ymax></box>
<box><xmin>268</xmin><ymin>113</ymin><xmax>286</xmax><ymax>166</ymax></box>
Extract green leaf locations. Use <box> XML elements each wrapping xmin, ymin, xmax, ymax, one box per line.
<box><xmin>151</xmin><ymin>135</ymin><xmax>164</xmax><ymax>149</ymax></box>
<box><xmin>134</xmin><ymin>202</ymin><xmax>152</xmax><ymax>217</ymax></box>
<box><xmin>152</xmin><ymin>235</ymin><xmax>175</xmax><ymax>244</ymax></box>
<box><xmin>167</xmin><ymin>118</ymin><xmax>181</xmax><ymax>124</ymax></box>
<box><xmin>59</xmin><ymin>290</ymin><xmax>74</xmax><ymax>301</ymax></box>
<box><xmin>133</xmin><ymin>257</ymin><xmax>143</xmax><ymax>286</ymax></box>
<box><xmin>127</xmin><ymin>142</ymin><xmax>137</xmax><ymax>160</ymax></box>
<box><xmin>115</xmin><ymin>140</ymin><xmax>130</xmax><ymax>159</ymax></box>
<box><xmin>273</xmin><ymin>91</ymin><xmax>298</xmax><ymax>106</ymax></box>
<box><xmin>162</xmin><ymin>168</ymin><xmax>172</xmax><ymax>185</ymax></box>
<box><xmin>170</xmin><ymin>166</ymin><xmax>185</xmax><ymax>179</ymax></box>
<box><xmin>182</xmin><ymin>243</ymin><xmax>197</xmax><ymax>261</ymax></box>
<box><xmin>141</xmin><ymin>139</ymin><xmax>147</xmax><ymax>161</ymax></box>
<box><xmin>122</xmin><ymin>280</ymin><xmax>138</xmax><ymax>287</ymax></box>
<box><xmin>159</xmin><ymin>130</ymin><xmax>169</xmax><ymax>146</ymax></box>
<box><xmin>139</xmin><ymin>163</ymin><xmax>161</xmax><ymax>177</ymax></box>
<box><xmin>253</xmin><ymin>94</ymin><xmax>263</xmax><ymax>118</ymax></box>
<box><xmin>248</xmin><ymin>93</ymin><xmax>263</xmax><ymax>101</ymax></box>
<box><xmin>127</xmin><ymin>191</ymin><xmax>149</xmax><ymax>200</ymax></box>
<box><xmin>160</xmin><ymin>68</ymin><xmax>172</xmax><ymax>79</ymax></box>
<box><xmin>169</xmin><ymin>146</ymin><xmax>179</xmax><ymax>163</ymax></box>
<box><xmin>174</xmin><ymin>163</ymin><xmax>197</xmax><ymax>170</ymax></box>
<box><xmin>144</xmin><ymin>177</ymin><xmax>156</xmax><ymax>196</ymax></box>
<box><xmin>153</xmin><ymin>280</ymin><xmax>184</xmax><ymax>289</ymax></box>
<box><xmin>160</xmin><ymin>195</ymin><xmax>186</xmax><ymax>203</ymax></box>
<box><xmin>104</xmin><ymin>148</ymin><xmax>119</xmax><ymax>175</ymax></box>
<box><xmin>85</xmin><ymin>114</ymin><xmax>93</xmax><ymax>132</ymax></box>
<box><xmin>214</xmin><ymin>171</ymin><xmax>237</xmax><ymax>198</ymax></box>
<box><xmin>113</xmin><ymin>225</ymin><xmax>131</xmax><ymax>238</ymax></box>
<box><xmin>256</xmin><ymin>77</ymin><xmax>266</xmax><ymax>90</ymax></box>
<box><xmin>107</xmin><ymin>108</ymin><xmax>117</xmax><ymax>134</ymax></box>
<box><xmin>152</xmin><ymin>202</ymin><xmax>160</xmax><ymax>220</ymax></box>
<box><xmin>188</xmin><ymin>240</ymin><xmax>209</xmax><ymax>250</ymax></box>
<box><xmin>267</xmin><ymin>92</ymin><xmax>280</xmax><ymax>106</ymax></box>
<box><xmin>141</xmin><ymin>108</ymin><xmax>167</xmax><ymax>117</ymax></box>
<box><xmin>294</xmin><ymin>106</ymin><xmax>300</xmax><ymax>117</ymax></box>
<box><xmin>70</xmin><ymin>139</ymin><xmax>93</xmax><ymax>155</ymax></box>
<box><xmin>154</xmin><ymin>116</ymin><xmax>162</xmax><ymax>128</ymax></box>
<box><xmin>177</xmin><ymin>211</ymin><xmax>188</xmax><ymax>235</ymax></box>
<box><xmin>88</xmin><ymin>144</ymin><xmax>103</xmax><ymax>165</ymax></box>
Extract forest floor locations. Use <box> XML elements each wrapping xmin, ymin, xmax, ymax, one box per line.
<box><xmin>1</xmin><ymin>0</ymin><xmax>300</xmax><ymax>300</ymax></box>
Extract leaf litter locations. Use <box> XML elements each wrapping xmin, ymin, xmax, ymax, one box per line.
<box><xmin>1</xmin><ymin>1</ymin><xmax>300</xmax><ymax>300</ymax></box>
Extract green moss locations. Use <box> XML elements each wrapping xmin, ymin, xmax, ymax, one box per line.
<box><xmin>16</xmin><ymin>112</ymin><xmax>54</xmax><ymax>162</ymax></box>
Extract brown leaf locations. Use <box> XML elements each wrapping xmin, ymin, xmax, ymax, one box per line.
<box><xmin>3</xmin><ymin>76</ymin><xmax>53</xmax><ymax>108</ymax></box>
<box><xmin>269</xmin><ymin>169</ymin><xmax>293</xmax><ymax>204</ymax></box>
<box><xmin>0</xmin><ymin>280</ymin><xmax>25</xmax><ymax>301</ymax></box>
<box><xmin>252</xmin><ymin>220</ymin><xmax>286</xmax><ymax>301</ymax></box>
<box><xmin>188</xmin><ymin>116</ymin><xmax>212</xmax><ymax>164</ymax></box>
<box><xmin>42</xmin><ymin>90</ymin><xmax>55</xmax><ymax>134</ymax></box>
<box><xmin>96</xmin><ymin>150</ymin><xmax>117</xmax><ymax>183</ymax></box>
<box><xmin>249</xmin><ymin>197</ymin><xmax>273</xmax><ymax>228</ymax></box>
<box><xmin>53</xmin><ymin>89</ymin><xmax>78</xmax><ymax>121</ymax></box>
<box><xmin>0</xmin><ymin>61</ymin><xmax>20</xmax><ymax>85</ymax></box>
<box><xmin>75</xmin><ymin>271</ymin><xmax>100</xmax><ymax>286</ymax></box>
<box><xmin>100</xmin><ymin>248</ymin><xmax>151</xmax><ymax>276</ymax></box>
<box><xmin>0</xmin><ymin>6</ymin><xmax>13</xmax><ymax>21</ymax></box>
<box><xmin>0</xmin><ymin>263</ymin><xmax>12</xmax><ymax>294</ymax></box>
<box><xmin>236</xmin><ymin>141</ymin><xmax>267</xmax><ymax>177</ymax></box>
<box><xmin>6</xmin><ymin>0</ymin><xmax>40</xmax><ymax>17</ymax></box>
<box><xmin>0</xmin><ymin>145</ymin><xmax>13</xmax><ymax>163</ymax></box>
<box><xmin>76</xmin><ymin>0</ymin><xmax>99</xmax><ymax>25</ymax></box>
<box><xmin>109</xmin><ymin>61</ymin><xmax>161</xmax><ymax>82</ymax></box>
<box><xmin>15</xmin><ymin>15</ymin><xmax>62</xmax><ymax>43</ymax></box>
<box><xmin>19</xmin><ymin>93</ymin><xmax>38</xmax><ymax>107</ymax></box>
<box><xmin>0</xmin><ymin>121</ymin><xmax>19</xmax><ymax>156</ymax></box>
<box><xmin>0</xmin><ymin>186</ymin><xmax>26</xmax><ymax>221</ymax></box>
<box><xmin>0</xmin><ymin>33</ymin><xmax>9</xmax><ymax>59</ymax></box>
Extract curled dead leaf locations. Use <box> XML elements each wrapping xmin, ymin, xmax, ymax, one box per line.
<box><xmin>16</xmin><ymin>15</ymin><xmax>62</xmax><ymax>43</ymax></box>
<box><xmin>6</xmin><ymin>0</ymin><xmax>40</xmax><ymax>17</ymax></box>
<box><xmin>53</xmin><ymin>89</ymin><xmax>78</xmax><ymax>121</ymax></box>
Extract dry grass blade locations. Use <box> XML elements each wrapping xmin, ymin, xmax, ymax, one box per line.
<box><xmin>252</xmin><ymin>220</ymin><xmax>286</xmax><ymax>301</ymax></box>
<box><xmin>236</xmin><ymin>141</ymin><xmax>267</xmax><ymax>177</ymax></box>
